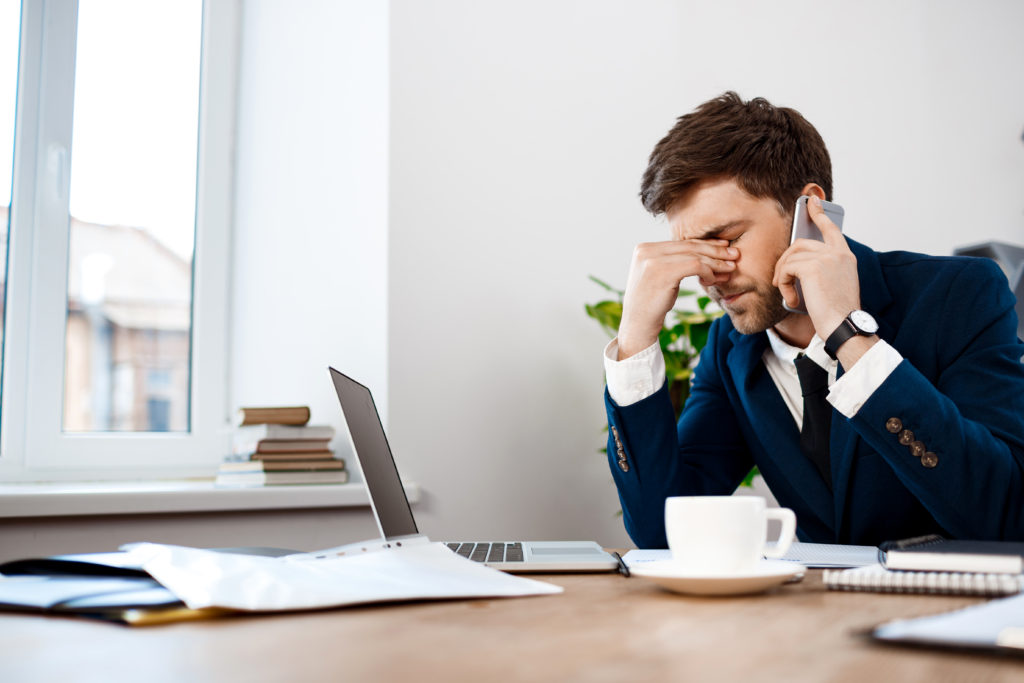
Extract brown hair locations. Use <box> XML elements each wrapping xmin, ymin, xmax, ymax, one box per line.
<box><xmin>640</xmin><ymin>92</ymin><xmax>833</xmax><ymax>215</ymax></box>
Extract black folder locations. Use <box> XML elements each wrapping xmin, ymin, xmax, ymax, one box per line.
<box><xmin>0</xmin><ymin>552</ymin><xmax>183</xmax><ymax>623</ymax></box>
<box><xmin>0</xmin><ymin>547</ymin><xmax>291</xmax><ymax>624</ymax></box>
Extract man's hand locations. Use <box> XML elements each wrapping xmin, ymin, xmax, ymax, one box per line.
<box><xmin>773</xmin><ymin>195</ymin><xmax>864</xmax><ymax>343</ymax></box>
<box><xmin>617</xmin><ymin>239</ymin><xmax>738</xmax><ymax>359</ymax></box>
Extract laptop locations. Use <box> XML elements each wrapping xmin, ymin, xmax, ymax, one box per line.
<box><xmin>329</xmin><ymin>367</ymin><xmax>619</xmax><ymax>573</ymax></box>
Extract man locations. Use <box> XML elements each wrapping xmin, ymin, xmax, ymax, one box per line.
<box><xmin>605</xmin><ymin>92</ymin><xmax>1024</xmax><ymax>547</ymax></box>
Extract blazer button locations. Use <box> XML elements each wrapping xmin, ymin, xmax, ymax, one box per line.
<box><xmin>611</xmin><ymin>427</ymin><xmax>629</xmax><ymax>472</ymax></box>
<box><xmin>909</xmin><ymin>441</ymin><xmax>926</xmax><ymax>458</ymax></box>
<box><xmin>898</xmin><ymin>429</ymin><xmax>915</xmax><ymax>446</ymax></box>
<box><xmin>921</xmin><ymin>452</ymin><xmax>938</xmax><ymax>468</ymax></box>
<box><xmin>885</xmin><ymin>418</ymin><xmax>903</xmax><ymax>434</ymax></box>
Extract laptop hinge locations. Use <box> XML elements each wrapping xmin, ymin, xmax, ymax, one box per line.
<box><xmin>297</xmin><ymin>534</ymin><xmax>431</xmax><ymax>561</ymax></box>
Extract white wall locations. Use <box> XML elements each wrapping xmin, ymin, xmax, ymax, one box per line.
<box><xmin>234</xmin><ymin>1</ymin><xmax>1024</xmax><ymax>549</ymax></box>
<box><xmin>231</xmin><ymin>0</ymin><xmax>389</xmax><ymax>448</ymax></box>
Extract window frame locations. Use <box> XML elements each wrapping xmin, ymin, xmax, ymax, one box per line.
<box><xmin>0</xmin><ymin>0</ymin><xmax>239</xmax><ymax>482</ymax></box>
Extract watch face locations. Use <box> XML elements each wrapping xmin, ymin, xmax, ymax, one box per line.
<box><xmin>850</xmin><ymin>310</ymin><xmax>879</xmax><ymax>334</ymax></box>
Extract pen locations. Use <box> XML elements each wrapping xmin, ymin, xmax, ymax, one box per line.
<box><xmin>612</xmin><ymin>551</ymin><xmax>630</xmax><ymax>578</ymax></box>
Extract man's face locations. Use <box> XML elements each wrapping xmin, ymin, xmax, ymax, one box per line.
<box><xmin>665</xmin><ymin>177</ymin><xmax>792</xmax><ymax>334</ymax></box>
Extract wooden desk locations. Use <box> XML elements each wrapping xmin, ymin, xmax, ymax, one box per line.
<box><xmin>2</xmin><ymin>569</ymin><xmax>1022</xmax><ymax>682</ymax></box>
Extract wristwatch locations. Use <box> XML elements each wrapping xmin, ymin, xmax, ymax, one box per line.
<box><xmin>824</xmin><ymin>310</ymin><xmax>879</xmax><ymax>360</ymax></box>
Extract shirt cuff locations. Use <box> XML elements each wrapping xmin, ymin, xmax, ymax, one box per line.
<box><xmin>826</xmin><ymin>339</ymin><xmax>903</xmax><ymax>418</ymax></box>
<box><xmin>603</xmin><ymin>338</ymin><xmax>666</xmax><ymax>407</ymax></box>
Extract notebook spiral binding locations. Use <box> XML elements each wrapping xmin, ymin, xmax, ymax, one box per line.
<box><xmin>824</xmin><ymin>565</ymin><xmax>1024</xmax><ymax>597</ymax></box>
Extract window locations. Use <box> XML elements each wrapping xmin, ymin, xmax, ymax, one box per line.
<box><xmin>64</xmin><ymin>0</ymin><xmax>201</xmax><ymax>433</ymax></box>
<box><xmin>0</xmin><ymin>1</ymin><xmax>21</xmax><ymax>425</ymax></box>
<box><xmin>0</xmin><ymin>1</ymin><xmax>239</xmax><ymax>482</ymax></box>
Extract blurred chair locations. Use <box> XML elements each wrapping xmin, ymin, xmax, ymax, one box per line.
<box><xmin>953</xmin><ymin>241</ymin><xmax>1024</xmax><ymax>342</ymax></box>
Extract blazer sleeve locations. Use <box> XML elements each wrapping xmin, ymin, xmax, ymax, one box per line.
<box><xmin>850</xmin><ymin>258</ymin><xmax>1024</xmax><ymax>540</ymax></box>
<box><xmin>605</xmin><ymin>319</ymin><xmax>754</xmax><ymax>548</ymax></box>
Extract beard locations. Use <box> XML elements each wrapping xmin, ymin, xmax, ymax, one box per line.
<box><xmin>706</xmin><ymin>278</ymin><xmax>790</xmax><ymax>335</ymax></box>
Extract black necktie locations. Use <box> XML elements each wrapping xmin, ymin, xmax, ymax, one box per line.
<box><xmin>794</xmin><ymin>354</ymin><xmax>832</xmax><ymax>491</ymax></box>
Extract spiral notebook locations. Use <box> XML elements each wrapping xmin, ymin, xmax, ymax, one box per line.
<box><xmin>825</xmin><ymin>564</ymin><xmax>1024</xmax><ymax>597</ymax></box>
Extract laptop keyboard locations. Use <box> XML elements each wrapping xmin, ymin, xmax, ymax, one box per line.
<box><xmin>446</xmin><ymin>542</ymin><xmax>524</xmax><ymax>563</ymax></box>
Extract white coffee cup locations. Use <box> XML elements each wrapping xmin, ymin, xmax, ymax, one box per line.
<box><xmin>664</xmin><ymin>496</ymin><xmax>797</xmax><ymax>574</ymax></box>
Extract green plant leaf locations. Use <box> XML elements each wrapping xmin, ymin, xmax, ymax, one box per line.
<box><xmin>588</xmin><ymin>300</ymin><xmax>623</xmax><ymax>318</ymax></box>
<box><xmin>671</xmin><ymin>367</ymin><xmax>693</xmax><ymax>382</ymax></box>
<box><xmin>740</xmin><ymin>467</ymin><xmax>759</xmax><ymax>488</ymax></box>
<box><xmin>584</xmin><ymin>300</ymin><xmax>623</xmax><ymax>337</ymax></box>
<box><xmin>588</xmin><ymin>275</ymin><xmax>624</xmax><ymax>297</ymax></box>
<box><xmin>675</xmin><ymin>311</ymin><xmax>709</xmax><ymax>325</ymax></box>
<box><xmin>690</xmin><ymin>322</ymin><xmax>711</xmax><ymax>353</ymax></box>
<box><xmin>658</xmin><ymin>327</ymin><xmax>680</xmax><ymax>352</ymax></box>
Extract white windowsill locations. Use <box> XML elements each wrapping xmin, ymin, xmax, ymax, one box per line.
<box><xmin>0</xmin><ymin>480</ymin><xmax>420</xmax><ymax>519</ymax></box>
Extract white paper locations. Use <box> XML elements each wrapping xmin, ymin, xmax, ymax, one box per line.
<box><xmin>778</xmin><ymin>542</ymin><xmax>877</xmax><ymax>568</ymax></box>
<box><xmin>875</xmin><ymin>591</ymin><xmax>1024</xmax><ymax>648</ymax></box>
<box><xmin>620</xmin><ymin>549</ymin><xmax>671</xmax><ymax>567</ymax></box>
<box><xmin>122</xmin><ymin>539</ymin><xmax>562</xmax><ymax>611</ymax></box>
<box><xmin>623</xmin><ymin>541</ymin><xmax>877</xmax><ymax>569</ymax></box>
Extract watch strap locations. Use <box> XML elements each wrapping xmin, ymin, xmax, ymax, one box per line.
<box><xmin>824</xmin><ymin>318</ymin><xmax>858</xmax><ymax>360</ymax></box>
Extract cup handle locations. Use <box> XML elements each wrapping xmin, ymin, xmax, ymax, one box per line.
<box><xmin>762</xmin><ymin>507</ymin><xmax>797</xmax><ymax>559</ymax></box>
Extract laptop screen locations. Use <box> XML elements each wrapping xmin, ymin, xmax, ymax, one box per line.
<box><xmin>329</xmin><ymin>368</ymin><xmax>419</xmax><ymax>539</ymax></box>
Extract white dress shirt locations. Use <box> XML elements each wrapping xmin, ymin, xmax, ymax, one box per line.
<box><xmin>603</xmin><ymin>330</ymin><xmax>903</xmax><ymax>426</ymax></box>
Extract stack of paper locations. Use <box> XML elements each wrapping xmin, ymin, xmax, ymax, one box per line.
<box><xmin>123</xmin><ymin>539</ymin><xmax>562</xmax><ymax>612</ymax></box>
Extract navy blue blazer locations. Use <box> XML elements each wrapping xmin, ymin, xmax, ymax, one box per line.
<box><xmin>605</xmin><ymin>239</ymin><xmax>1024</xmax><ymax>547</ymax></box>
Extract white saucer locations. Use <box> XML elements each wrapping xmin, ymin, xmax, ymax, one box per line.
<box><xmin>631</xmin><ymin>559</ymin><xmax>805</xmax><ymax>596</ymax></box>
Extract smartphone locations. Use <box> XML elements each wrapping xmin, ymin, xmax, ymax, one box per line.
<box><xmin>782</xmin><ymin>196</ymin><xmax>845</xmax><ymax>314</ymax></box>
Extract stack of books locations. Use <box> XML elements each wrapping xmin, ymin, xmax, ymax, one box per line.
<box><xmin>215</xmin><ymin>406</ymin><xmax>348</xmax><ymax>487</ymax></box>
